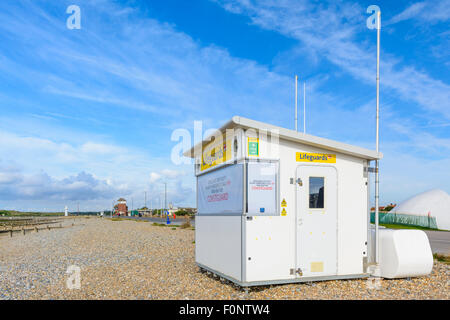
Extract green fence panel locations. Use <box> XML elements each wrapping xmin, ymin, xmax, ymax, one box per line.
<box><xmin>370</xmin><ymin>212</ymin><xmax>437</xmax><ymax>229</ymax></box>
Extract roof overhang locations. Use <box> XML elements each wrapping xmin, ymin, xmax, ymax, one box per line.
<box><xmin>183</xmin><ymin>116</ymin><xmax>382</xmax><ymax>161</ymax></box>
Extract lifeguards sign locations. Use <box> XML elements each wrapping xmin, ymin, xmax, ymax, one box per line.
<box><xmin>296</xmin><ymin>152</ymin><xmax>336</xmax><ymax>163</ymax></box>
<box><xmin>201</xmin><ymin>134</ymin><xmax>233</xmax><ymax>171</ymax></box>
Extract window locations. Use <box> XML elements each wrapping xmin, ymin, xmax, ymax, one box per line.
<box><xmin>309</xmin><ymin>177</ymin><xmax>324</xmax><ymax>209</ymax></box>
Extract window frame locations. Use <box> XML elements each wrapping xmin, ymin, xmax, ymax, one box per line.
<box><xmin>308</xmin><ymin>176</ymin><xmax>326</xmax><ymax>210</ymax></box>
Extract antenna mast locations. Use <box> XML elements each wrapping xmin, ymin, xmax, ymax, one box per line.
<box><xmin>374</xmin><ymin>10</ymin><xmax>381</xmax><ymax>266</ymax></box>
<box><xmin>303</xmin><ymin>82</ymin><xmax>306</xmax><ymax>134</ymax></box>
<box><xmin>295</xmin><ymin>75</ymin><xmax>298</xmax><ymax>131</ymax></box>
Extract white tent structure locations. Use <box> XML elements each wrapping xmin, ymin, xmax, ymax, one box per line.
<box><xmin>392</xmin><ymin>189</ymin><xmax>450</xmax><ymax>231</ymax></box>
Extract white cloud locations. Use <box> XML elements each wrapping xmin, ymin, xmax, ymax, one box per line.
<box><xmin>80</xmin><ymin>142</ymin><xmax>124</xmax><ymax>155</ymax></box>
<box><xmin>0</xmin><ymin>164</ymin><xmax>128</xmax><ymax>201</ymax></box>
<box><xmin>161</xmin><ymin>169</ymin><xmax>185</xmax><ymax>179</ymax></box>
<box><xmin>149</xmin><ymin>169</ymin><xmax>186</xmax><ymax>183</ymax></box>
<box><xmin>214</xmin><ymin>0</ymin><xmax>450</xmax><ymax>120</ymax></box>
<box><xmin>387</xmin><ymin>0</ymin><xmax>450</xmax><ymax>25</ymax></box>
<box><xmin>0</xmin><ymin>0</ymin><xmax>294</xmax><ymax>126</ymax></box>
<box><xmin>149</xmin><ymin>172</ymin><xmax>161</xmax><ymax>183</ymax></box>
<box><xmin>0</xmin><ymin>0</ymin><xmax>448</xmax><ymax>210</ymax></box>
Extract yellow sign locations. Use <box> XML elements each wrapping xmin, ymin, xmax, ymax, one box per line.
<box><xmin>310</xmin><ymin>262</ymin><xmax>324</xmax><ymax>272</ymax></box>
<box><xmin>281</xmin><ymin>208</ymin><xmax>287</xmax><ymax>216</ymax></box>
<box><xmin>281</xmin><ymin>199</ymin><xmax>287</xmax><ymax>207</ymax></box>
<box><xmin>201</xmin><ymin>134</ymin><xmax>232</xmax><ymax>171</ymax></box>
<box><xmin>296</xmin><ymin>152</ymin><xmax>336</xmax><ymax>163</ymax></box>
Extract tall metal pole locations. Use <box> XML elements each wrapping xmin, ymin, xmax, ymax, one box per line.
<box><xmin>375</xmin><ymin>10</ymin><xmax>381</xmax><ymax>265</ymax></box>
<box><xmin>164</xmin><ymin>182</ymin><xmax>167</xmax><ymax>214</ymax></box>
<box><xmin>295</xmin><ymin>75</ymin><xmax>298</xmax><ymax>131</ymax></box>
<box><xmin>303</xmin><ymin>82</ymin><xmax>306</xmax><ymax>134</ymax></box>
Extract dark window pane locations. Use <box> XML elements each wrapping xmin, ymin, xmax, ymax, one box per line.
<box><xmin>309</xmin><ymin>177</ymin><xmax>324</xmax><ymax>209</ymax></box>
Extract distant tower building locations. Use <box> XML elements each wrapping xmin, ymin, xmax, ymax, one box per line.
<box><xmin>64</xmin><ymin>206</ymin><xmax>68</xmax><ymax>217</ymax></box>
<box><xmin>117</xmin><ymin>198</ymin><xmax>128</xmax><ymax>216</ymax></box>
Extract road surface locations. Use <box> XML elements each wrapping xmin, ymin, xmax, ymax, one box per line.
<box><xmin>424</xmin><ymin>230</ymin><xmax>450</xmax><ymax>255</ymax></box>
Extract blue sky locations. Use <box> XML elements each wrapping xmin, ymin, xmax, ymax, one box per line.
<box><xmin>0</xmin><ymin>0</ymin><xmax>449</xmax><ymax>211</ymax></box>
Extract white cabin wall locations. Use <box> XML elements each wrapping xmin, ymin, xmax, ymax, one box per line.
<box><xmin>333</xmin><ymin>153</ymin><xmax>368</xmax><ymax>275</ymax></box>
<box><xmin>196</xmin><ymin>216</ymin><xmax>242</xmax><ymax>281</ymax></box>
<box><xmin>243</xmin><ymin>130</ymin><xmax>368</xmax><ymax>280</ymax></box>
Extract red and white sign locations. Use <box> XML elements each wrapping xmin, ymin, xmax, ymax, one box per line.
<box><xmin>247</xmin><ymin>162</ymin><xmax>277</xmax><ymax>215</ymax></box>
<box><xmin>197</xmin><ymin>164</ymin><xmax>243</xmax><ymax>215</ymax></box>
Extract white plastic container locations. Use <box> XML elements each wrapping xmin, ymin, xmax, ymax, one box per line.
<box><xmin>372</xmin><ymin>228</ymin><xmax>433</xmax><ymax>278</ymax></box>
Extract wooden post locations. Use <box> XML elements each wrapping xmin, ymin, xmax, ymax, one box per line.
<box><xmin>10</xmin><ymin>229</ymin><xmax>12</xmax><ymax>237</ymax></box>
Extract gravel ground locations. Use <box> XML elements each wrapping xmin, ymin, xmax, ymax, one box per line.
<box><xmin>0</xmin><ymin>217</ymin><xmax>448</xmax><ymax>300</ymax></box>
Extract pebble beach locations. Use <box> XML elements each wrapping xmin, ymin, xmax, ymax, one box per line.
<box><xmin>0</xmin><ymin>217</ymin><xmax>448</xmax><ymax>300</ymax></box>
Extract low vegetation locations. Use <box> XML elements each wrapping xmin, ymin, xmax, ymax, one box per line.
<box><xmin>433</xmin><ymin>253</ymin><xmax>450</xmax><ymax>265</ymax></box>
<box><xmin>152</xmin><ymin>222</ymin><xmax>166</xmax><ymax>227</ymax></box>
<box><xmin>0</xmin><ymin>210</ymin><xmax>63</xmax><ymax>217</ymax></box>
<box><xmin>377</xmin><ymin>223</ymin><xmax>448</xmax><ymax>232</ymax></box>
<box><xmin>151</xmin><ymin>222</ymin><xmax>179</xmax><ymax>228</ymax></box>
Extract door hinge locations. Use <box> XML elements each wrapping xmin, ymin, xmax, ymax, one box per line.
<box><xmin>290</xmin><ymin>268</ymin><xmax>303</xmax><ymax>276</ymax></box>
<box><xmin>296</xmin><ymin>178</ymin><xmax>303</xmax><ymax>186</ymax></box>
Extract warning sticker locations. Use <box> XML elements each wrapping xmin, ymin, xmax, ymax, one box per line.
<box><xmin>281</xmin><ymin>198</ymin><xmax>287</xmax><ymax>207</ymax></box>
<box><xmin>281</xmin><ymin>208</ymin><xmax>287</xmax><ymax>216</ymax></box>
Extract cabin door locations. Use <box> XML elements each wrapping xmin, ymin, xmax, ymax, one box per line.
<box><xmin>296</xmin><ymin>165</ymin><xmax>338</xmax><ymax>277</ymax></box>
